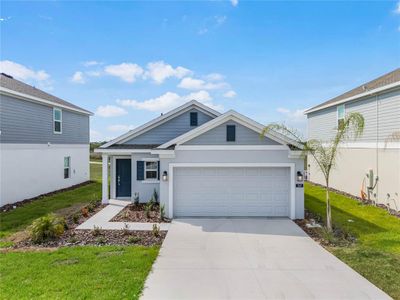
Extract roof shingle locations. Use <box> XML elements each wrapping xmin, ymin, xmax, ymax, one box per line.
<box><xmin>0</xmin><ymin>73</ymin><xmax>92</xmax><ymax>114</ymax></box>
<box><xmin>306</xmin><ymin>68</ymin><xmax>400</xmax><ymax>113</ymax></box>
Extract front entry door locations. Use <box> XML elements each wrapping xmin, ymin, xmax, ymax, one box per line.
<box><xmin>116</xmin><ymin>159</ymin><xmax>131</xmax><ymax>198</ymax></box>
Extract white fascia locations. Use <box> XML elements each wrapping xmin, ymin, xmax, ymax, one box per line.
<box><xmin>304</xmin><ymin>81</ymin><xmax>400</xmax><ymax>114</ymax></box>
<box><xmin>159</xmin><ymin>110</ymin><xmax>303</xmax><ymax>149</ymax></box>
<box><xmin>100</xmin><ymin>100</ymin><xmax>221</xmax><ymax>149</ymax></box>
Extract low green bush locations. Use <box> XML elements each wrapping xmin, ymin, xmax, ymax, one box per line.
<box><xmin>29</xmin><ymin>214</ymin><xmax>66</xmax><ymax>244</ymax></box>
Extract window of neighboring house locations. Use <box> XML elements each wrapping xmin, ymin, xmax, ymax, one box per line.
<box><xmin>145</xmin><ymin>161</ymin><xmax>158</xmax><ymax>180</ymax></box>
<box><xmin>337</xmin><ymin>104</ymin><xmax>345</xmax><ymax>128</ymax></box>
<box><xmin>190</xmin><ymin>112</ymin><xmax>198</xmax><ymax>126</ymax></box>
<box><xmin>64</xmin><ymin>156</ymin><xmax>71</xmax><ymax>179</ymax></box>
<box><xmin>54</xmin><ymin>108</ymin><xmax>62</xmax><ymax>134</ymax></box>
<box><xmin>226</xmin><ymin>125</ymin><xmax>236</xmax><ymax>142</ymax></box>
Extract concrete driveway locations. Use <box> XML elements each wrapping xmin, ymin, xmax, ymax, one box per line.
<box><xmin>141</xmin><ymin>218</ymin><xmax>390</xmax><ymax>300</ymax></box>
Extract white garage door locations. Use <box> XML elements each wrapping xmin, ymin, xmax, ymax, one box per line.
<box><xmin>173</xmin><ymin>167</ymin><xmax>290</xmax><ymax>217</ymax></box>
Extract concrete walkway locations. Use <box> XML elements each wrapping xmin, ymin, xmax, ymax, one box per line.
<box><xmin>76</xmin><ymin>199</ymin><xmax>170</xmax><ymax>231</ymax></box>
<box><xmin>141</xmin><ymin>218</ymin><xmax>390</xmax><ymax>300</ymax></box>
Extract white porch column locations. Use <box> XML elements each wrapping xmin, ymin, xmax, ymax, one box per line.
<box><xmin>102</xmin><ymin>154</ymin><xmax>109</xmax><ymax>204</ymax></box>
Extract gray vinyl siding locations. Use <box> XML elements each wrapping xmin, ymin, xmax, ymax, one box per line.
<box><xmin>307</xmin><ymin>88</ymin><xmax>400</xmax><ymax>142</ymax></box>
<box><xmin>377</xmin><ymin>89</ymin><xmax>400</xmax><ymax>142</ymax></box>
<box><xmin>307</xmin><ymin>106</ymin><xmax>337</xmax><ymax>141</ymax></box>
<box><xmin>123</xmin><ymin>108</ymin><xmax>214</xmax><ymax>145</ymax></box>
<box><xmin>0</xmin><ymin>94</ymin><xmax>89</xmax><ymax>144</ymax></box>
<box><xmin>184</xmin><ymin>120</ymin><xmax>281</xmax><ymax>145</ymax></box>
<box><xmin>131</xmin><ymin>153</ymin><xmax>160</xmax><ymax>202</ymax></box>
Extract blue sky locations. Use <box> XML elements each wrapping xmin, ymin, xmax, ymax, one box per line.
<box><xmin>1</xmin><ymin>1</ymin><xmax>399</xmax><ymax>141</ymax></box>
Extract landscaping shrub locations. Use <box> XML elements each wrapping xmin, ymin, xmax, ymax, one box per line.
<box><xmin>128</xmin><ymin>236</ymin><xmax>142</xmax><ymax>244</ymax></box>
<box><xmin>152</xmin><ymin>188</ymin><xmax>158</xmax><ymax>203</ymax></box>
<box><xmin>81</xmin><ymin>207</ymin><xmax>89</xmax><ymax>217</ymax></box>
<box><xmin>145</xmin><ymin>203</ymin><xmax>151</xmax><ymax>218</ymax></box>
<box><xmin>160</xmin><ymin>204</ymin><xmax>165</xmax><ymax>221</ymax></box>
<box><xmin>152</xmin><ymin>224</ymin><xmax>160</xmax><ymax>237</ymax></box>
<box><xmin>29</xmin><ymin>214</ymin><xmax>66</xmax><ymax>244</ymax></box>
<box><xmin>72</xmin><ymin>213</ymin><xmax>80</xmax><ymax>224</ymax></box>
<box><xmin>92</xmin><ymin>225</ymin><xmax>102</xmax><ymax>237</ymax></box>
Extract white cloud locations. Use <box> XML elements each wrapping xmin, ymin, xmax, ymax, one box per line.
<box><xmin>178</xmin><ymin>77</ymin><xmax>228</xmax><ymax>90</ymax></box>
<box><xmin>395</xmin><ymin>1</ymin><xmax>400</xmax><ymax>14</ymax></box>
<box><xmin>107</xmin><ymin>124</ymin><xmax>137</xmax><ymax>132</ymax></box>
<box><xmin>231</xmin><ymin>0</ymin><xmax>238</xmax><ymax>7</ymax></box>
<box><xmin>0</xmin><ymin>60</ymin><xmax>50</xmax><ymax>82</ymax></box>
<box><xmin>117</xmin><ymin>92</ymin><xmax>182</xmax><ymax>112</ymax></box>
<box><xmin>276</xmin><ymin>107</ymin><xmax>306</xmax><ymax>123</ymax></box>
<box><xmin>215</xmin><ymin>15</ymin><xmax>227</xmax><ymax>26</ymax></box>
<box><xmin>205</xmin><ymin>73</ymin><xmax>225</xmax><ymax>81</ymax></box>
<box><xmin>198</xmin><ymin>28</ymin><xmax>208</xmax><ymax>35</ymax></box>
<box><xmin>95</xmin><ymin>105</ymin><xmax>128</xmax><ymax>117</ymax></box>
<box><xmin>0</xmin><ymin>16</ymin><xmax>12</xmax><ymax>22</ymax></box>
<box><xmin>223</xmin><ymin>90</ymin><xmax>237</xmax><ymax>98</ymax></box>
<box><xmin>86</xmin><ymin>70</ymin><xmax>102</xmax><ymax>77</ymax></box>
<box><xmin>117</xmin><ymin>90</ymin><xmax>222</xmax><ymax>113</ymax></box>
<box><xmin>71</xmin><ymin>71</ymin><xmax>85</xmax><ymax>84</ymax></box>
<box><xmin>104</xmin><ymin>63</ymin><xmax>144</xmax><ymax>83</ymax></box>
<box><xmin>144</xmin><ymin>61</ymin><xmax>192</xmax><ymax>84</ymax></box>
<box><xmin>90</xmin><ymin>129</ymin><xmax>103</xmax><ymax>142</ymax></box>
<box><xmin>83</xmin><ymin>60</ymin><xmax>102</xmax><ymax>67</ymax></box>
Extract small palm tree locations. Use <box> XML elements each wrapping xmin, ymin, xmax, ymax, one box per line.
<box><xmin>262</xmin><ymin>113</ymin><xmax>364</xmax><ymax>231</ymax></box>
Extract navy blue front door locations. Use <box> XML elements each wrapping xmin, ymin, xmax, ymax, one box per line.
<box><xmin>116</xmin><ymin>159</ymin><xmax>131</xmax><ymax>198</ymax></box>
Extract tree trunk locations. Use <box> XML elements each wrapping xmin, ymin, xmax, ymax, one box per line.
<box><xmin>325</xmin><ymin>181</ymin><xmax>332</xmax><ymax>231</ymax></box>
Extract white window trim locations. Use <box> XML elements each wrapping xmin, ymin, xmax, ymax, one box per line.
<box><xmin>168</xmin><ymin>163</ymin><xmax>296</xmax><ymax>220</ymax></box>
<box><xmin>144</xmin><ymin>160</ymin><xmax>158</xmax><ymax>181</ymax></box>
<box><xmin>336</xmin><ymin>104</ymin><xmax>345</xmax><ymax>126</ymax></box>
<box><xmin>53</xmin><ymin>108</ymin><xmax>62</xmax><ymax>134</ymax></box>
<box><xmin>64</xmin><ymin>156</ymin><xmax>71</xmax><ymax>179</ymax></box>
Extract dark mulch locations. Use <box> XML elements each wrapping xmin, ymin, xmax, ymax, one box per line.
<box><xmin>15</xmin><ymin>229</ymin><xmax>166</xmax><ymax>248</ymax></box>
<box><xmin>295</xmin><ymin>210</ymin><xmax>356</xmax><ymax>247</ymax></box>
<box><xmin>307</xmin><ymin>181</ymin><xmax>400</xmax><ymax>218</ymax></box>
<box><xmin>111</xmin><ymin>203</ymin><xmax>171</xmax><ymax>223</ymax></box>
<box><xmin>0</xmin><ymin>181</ymin><xmax>93</xmax><ymax>212</ymax></box>
<box><xmin>8</xmin><ymin>200</ymin><xmax>166</xmax><ymax>249</ymax></box>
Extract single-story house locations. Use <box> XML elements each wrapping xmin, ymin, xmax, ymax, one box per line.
<box><xmin>95</xmin><ymin>100</ymin><xmax>305</xmax><ymax>219</ymax></box>
<box><xmin>305</xmin><ymin>68</ymin><xmax>400</xmax><ymax>211</ymax></box>
<box><xmin>0</xmin><ymin>73</ymin><xmax>92</xmax><ymax>206</ymax></box>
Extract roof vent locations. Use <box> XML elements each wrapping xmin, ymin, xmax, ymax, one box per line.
<box><xmin>1</xmin><ymin>73</ymin><xmax>13</xmax><ymax>79</ymax></box>
<box><xmin>362</xmin><ymin>85</ymin><xmax>367</xmax><ymax>91</ymax></box>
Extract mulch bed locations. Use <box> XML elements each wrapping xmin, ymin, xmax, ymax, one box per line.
<box><xmin>0</xmin><ymin>181</ymin><xmax>93</xmax><ymax>213</ymax></box>
<box><xmin>295</xmin><ymin>210</ymin><xmax>356</xmax><ymax>247</ymax></box>
<box><xmin>15</xmin><ymin>229</ymin><xmax>166</xmax><ymax>248</ymax></box>
<box><xmin>111</xmin><ymin>203</ymin><xmax>171</xmax><ymax>223</ymax></box>
<box><xmin>307</xmin><ymin>181</ymin><xmax>400</xmax><ymax>218</ymax></box>
<box><xmin>7</xmin><ymin>200</ymin><xmax>166</xmax><ymax>250</ymax></box>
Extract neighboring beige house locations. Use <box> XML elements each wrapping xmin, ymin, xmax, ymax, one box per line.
<box><xmin>305</xmin><ymin>68</ymin><xmax>400</xmax><ymax>211</ymax></box>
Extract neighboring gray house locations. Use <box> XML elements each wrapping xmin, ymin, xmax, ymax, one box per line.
<box><xmin>305</xmin><ymin>68</ymin><xmax>400</xmax><ymax>211</ymax></box>
<box><xmin>96</xmin><ymin>100</ymin><xmax>305</xmax><ymax>219</ymax></box>
<box><xmin>0</xmin><ymin>73</ymin><xmax>92</xmax><ymax>206</ymax></box>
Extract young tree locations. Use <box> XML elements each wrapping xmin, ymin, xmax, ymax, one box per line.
<box><xmin>262</xmin><ymin>113</ymin><xmax>364</xmax><ymax>231</ymax></box>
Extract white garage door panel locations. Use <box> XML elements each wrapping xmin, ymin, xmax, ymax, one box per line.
<box><xmin>173</xmin><ymin>167</ymin><xmax>290</xmax><ymax>217</ymax></box>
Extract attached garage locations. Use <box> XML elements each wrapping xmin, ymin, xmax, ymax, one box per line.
<box><xmin>171</xmin><ymin>164</ymin><xmax>295</xmax><ymax>218</ymax></box>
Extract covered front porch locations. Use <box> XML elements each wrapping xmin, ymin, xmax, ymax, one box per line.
<box><xmin>98</xmin><ymin>149</ymin><xmax>169</xmax><ymax>205</ymax></box>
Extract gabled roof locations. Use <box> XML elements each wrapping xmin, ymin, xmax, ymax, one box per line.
<box><xmin>158</xmin><ymin>110</ymin><xmax>303</xmax><ymax>149</ymax></box>
<box><xmin>101</xmin><ymin>100</ymin><xmax>221</xmax><ymax>148</ymax></box>
<box><xmin>0</xmin><ymin>73</ymin><xmax>92</xmax><ymax>115</ymax></box>
<box><xmin>305</xmin><ymin>68</ymin><xmax>400</xmax><ymax>114</ymax></box>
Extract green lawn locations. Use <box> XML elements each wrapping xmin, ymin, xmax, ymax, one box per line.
<box><xmin>0</xmin><ymin>163</ymin><xmax>102</xmax><ymax>238</ymax></box>
<box><xmin>305</xmin><ymin>182</ymin><xmax>400</xmax><ymax>299</ymax></box>
<box><xmin>0</xmin><ymin>246</ymin><xmax>159</xmax><ymax>300</ymax></box>
<box><xmin>0</xmin><ymin>163</ymin><xmax>159</xmax><ymax>299</ymax></box>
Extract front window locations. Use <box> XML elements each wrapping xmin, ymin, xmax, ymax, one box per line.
<box><xmin>54</xmin><ymin>108</ymin><xmax>62</xmax><ymax>134</ymax></box>
<box><xmin>64</xmin><ymin>157</ymin><xmax>70</xmax><ymax>179</ymax></box>
<box><xmin>145</xmin><ymin>161</ymin><xmax>158</xmax><ymax>180</ymax></box>
<box><xmin>337</xmin><ymin>104</ymin><xmax>345</xmax><ymax>128</ymax></box>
